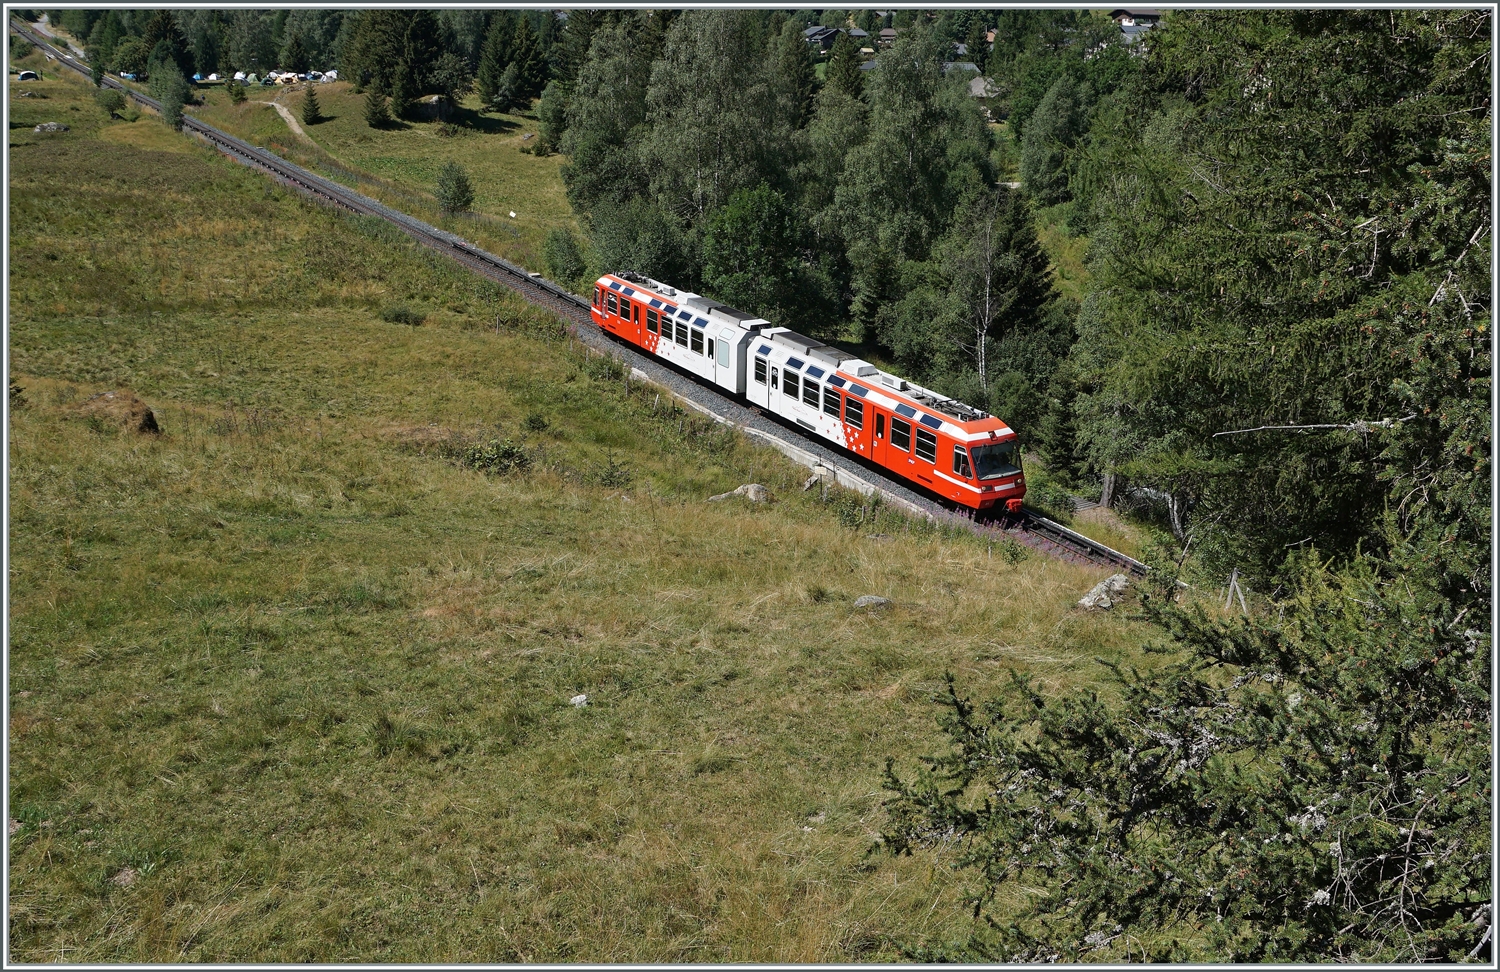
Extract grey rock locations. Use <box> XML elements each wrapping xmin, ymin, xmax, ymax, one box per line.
<box><xmin>708</xmin><ymin>483</ymin><xmax>770</xmax><ymax>504</ymax></box>
<box><xmin>1078</xmin><ymin>573</ymin><xmax>1130</xmax><ymax>610</ymax></box>
<box><xmin>853</xmin><ymin>595</ymin><xmax>891</xmax><ymax>611</ymax></box>
<box><xmin>569</xmin><ymin>694</ymin><xmax>587</xmax><ymax>707</ymax></box>
<box><xmin>33</xmin><ymin>122</ymin><xmax>69</xmax><ymax>132</ymax></box>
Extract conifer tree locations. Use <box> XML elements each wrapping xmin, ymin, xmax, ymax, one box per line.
<box><xmin>772</xmin><ymin>18</ymin><xmax>816</xmax><ymax>129</ymax></box>
<box><xmin>475</xmin><ymin>11</ymin><xmax>515</xmax><ymax>109</ymax></box>
<box><xmin>510</xmin><ymin>16</ymin><xmax>547</xmax><ymax>102</ymax></box>
<box><xmin>388</xmin><ymin>60</ymin><xmax>417</xmax><ymax>120</ymax></box>
<box><xmin>301</xmin><ymin>83</ymin><xmax>322</xmax><ymax>125</ymax></box>
<box><xmin>826</xmin><ymin>31</ymin><xmax>864</xmax><ymax>98</ymax></box>
<box><xmin>363</xmin><ymin>86</ymin><xmax>389</xmax><ymax>128</ymax></box>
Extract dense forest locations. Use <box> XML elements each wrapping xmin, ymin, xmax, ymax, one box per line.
<box><xmin>24</xmin><ymin>7</ymin><xmax>1491</xmax><ymax>962</ymax></box>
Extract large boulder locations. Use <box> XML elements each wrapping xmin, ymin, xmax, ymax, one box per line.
<box><xmin>76</xmin><ymin>390</ymin><xmax>160</xmax><ymax>435</ymax></box>
<box><xmin>33</xmin><ymin>122</ymin><xmax>69</xmax><ymax>132</ymax></box>
<box><xmin>1078</xmin><ymin>573</ymin><xmax>1130</xmax><ymax>610</ymax></box>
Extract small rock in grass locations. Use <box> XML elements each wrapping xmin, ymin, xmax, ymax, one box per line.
<box><xmin>33</xmin><ymin>122</ymin><xmax>69</xmax><ymax>132</ymax></box>
<box><xmin>8</xmin><ymin>819</ymin><xmax>20</xmax><ymax>836</ymax></box>
<box><xmin>1078</xmin><ymin>573</ymin><xmax>1130</xmax><ymax>610</ymax></box>
<box><xmin>569</xmin><ymin>694</ymin><xmax>587</xmax><ymax>707</ymax></box>
<box><xmin>708</xmin><ymin>483</ymin><xmax>770</xmax><ymax>504</ymax></box>
<box><xmin>74</xmin><ymin>389</ymin><xmax>160</xmax><ymax>435</ymax></box>
<box><xmin>853</xmin><ymin>595</ymin><xmax>891</xmax><ymax>611</ymax></box>
<box><xmin>111</xmin><ymin>867</ymin><xmax>139</xmax><ymax>887</ymax></box>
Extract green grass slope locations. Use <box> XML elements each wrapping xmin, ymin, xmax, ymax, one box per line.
<box><xmin>191</xmin><ymin>82</ymin><xmax>575</xmax><ymax>274</ymax></box>
<box><xmin>9</xmin><ymin>69</ymin><xmax>1151</xmax><ymax>962</ymax></box>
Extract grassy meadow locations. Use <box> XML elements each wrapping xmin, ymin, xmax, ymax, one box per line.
<box><xmin>9</xmin><ymin>66</ymin><xmax>1160</xmax><ymax>962</ymax></box>
<box><xmin>190</xmin><ymin>81</ymin><xmax>577</xmax><ymax>275</ymax></box>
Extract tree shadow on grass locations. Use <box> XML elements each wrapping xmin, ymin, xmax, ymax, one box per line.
<box><xmin>445</xmin><ymin>105</ymin><xmax>520</xmax><ymax>135</ymax></box>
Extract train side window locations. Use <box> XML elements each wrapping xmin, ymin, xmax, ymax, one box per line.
<box><xmin>717</xmin><ymin>331</ymin><xmax>732</xmax><ymax>367</ymax></box>
<box><xmin>822</xmin><ymin>385</ymin><xmax>840</xmax><ymax>417</ymax></box>
<box><xmin>915</xmin><ymin>428</ymin><xmax>937</xmax><ymax>463</ymax></box>
<box><xmin>674</xmin><ymin>320</ymin><xmax>689</xmax><ymax>348</ymax></box>
<box><xmin>634</xmin><ymin>303</ymin><xmax>641</xmax><ymax>323</ymax></box>
<box><xmin>754</xmin><ymin>357</ymin><xmax>768</xmax><ymax>384</ymax></box>
<box><xmin>594</xmin><ymin>287</ymin><xmax>603</xmax><ymax>307</ymax></box>
<box><xmin>875</xmin><ymin>413</ymin><xmax>885</xmax><ymax>439</ymax></box>
<box><xmin>802</xmin><ymin>379</ymin><xmax>819</xmax><ymax>408</ymax></box>
<box><xmin>953</xmin><ymin>445</ymin><xmax>971</xmax><ymax>478</ymax></box>
<box><xmin>771</xmin><ymin>367</ymin><xmax>779</xmax><ymax>390</ymax></box>
<box><xmin>891</xmin><ymin>417</ymin><xmax>911</xmax><ymax>452</ymax></box>
<box><xmin>646</xmin><ymin>309</ymin><xmax>659</xmax><ymax>334</ymax></box>
<box><xmin>845</xmin><ymin>398</ymin><xmax>864</xmax><ymax>429</ymax></box>
<box><xmin>691</xmin><ymin>329</ymin><xmax>704</xmax><ymax>354</ymax></box>
<box><xmin>606</xmin><ymin>292</ymin><xmax>618</xmax><ymax>315</ymax></box>
<box><xmin>784</xmin><ymin>371</ymin><xmax>800</xmax><ymax>399</ymax></box>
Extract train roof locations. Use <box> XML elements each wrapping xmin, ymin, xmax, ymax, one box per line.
<box><xmin>596</xmin><ymin>272</ymin><xmax>1015</xmax><ymax>441</ymax></box>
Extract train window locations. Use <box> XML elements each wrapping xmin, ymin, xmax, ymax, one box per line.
<box><xmin>717</xmin><ymin>330</ymin><xmax>733</xmax><ymax>368</ymax></box>
<box><xmin>875</xmin><ymin>413</ymin><xmax>884</xmax><ymax>439</ymax></box>
<box><xmin>691</xmin><ymin>329</ymin><xmax>705</xmax><ymax>354</ymax></box>
<box><xmin>915</xmin><ymin>428</ymin><xmax>937</xmax><ymax>463</ymax></box>
<box><xmin>606</xmin><ymin>292</ymin><xmax>618</xmax><ymax>315</ymax></box>
<box><xmin>754</xmin><ymin>357</ymin><xmax>768</xmax><ymax>384</ymax></box>
<box><xmin>822</xmin><ymin>385</ymin><xmax>841</xmax><ymax>417</ymax></box>
<box><xmin>771</xmin><ymin>368</ymin><xmax>779</xmax><ymax>390</ymax></box>
<box><xmin>953</xmin><ymin>445</ymin><xmax>972</xmax><ymax>478</ymax></box>
<box><xmin>594</xmin><ymin>288</ymin><xmax>603</xmax><ymax>307</ymax></box>
<box><xmin>634</xmin><ymin>302</ymin><xmax>641</xmax><ymax>323</ymax></box>
<box><xmin>674</xmin><ymin>320</ymin><xmax>689</xmax><ymax>348</ymax></box>
<box><xmin>646</xmin><ymin>309</ymin><xmax>659</xmax><ymax>334</ymax></box>
<box><xmin>891</xmin><ymin>417</ymin><xmax>911</xmax><ymax>452</ymax></box>
<box><xmin>845</xmin><ymin>398</ymin><xmax>864</xmax><ymax>429</ymax></box>
<box><xmin>784</xmin><ymin>371</ymin><xmax>800</xmax><ymax>399</ymax></box>
<box><xmin>802</xmin><ymin>379</ymin><xmax>819</xmax><ymax>408</ymax></box>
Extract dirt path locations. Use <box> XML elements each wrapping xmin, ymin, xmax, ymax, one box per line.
<box><xmin>255</xmin><ymin>98</ymin><xmax>310</xmax><ymax>141</ymax></box>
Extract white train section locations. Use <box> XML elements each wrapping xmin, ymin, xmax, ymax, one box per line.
<box><xmin>591</xmin><ymin>271</ymin><xmax>1026</xmax><ymax>512</ymax></box>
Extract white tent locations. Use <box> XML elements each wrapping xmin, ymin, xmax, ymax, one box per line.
<box><xmin>233</xmin><ymin>71</ymin><xmax>245</xmax><ymax>81</ymax></box>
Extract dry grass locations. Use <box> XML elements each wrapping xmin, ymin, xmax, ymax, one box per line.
<box><xmin>8</xmin><ymin>66</ymin><xmax>1157</xmax><ymax>962</ymax></box>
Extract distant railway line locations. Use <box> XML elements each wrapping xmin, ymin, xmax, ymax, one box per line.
<box><xmin>11</xmin><ymin>18</ymin><xmax>1147</xmax><ymax>578</ymax></box>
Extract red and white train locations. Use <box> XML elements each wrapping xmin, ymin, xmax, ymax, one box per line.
<box><xmin>591</xmin><ymin>272</ymin><xmax>1026</xmax><ymax>512</ymax></box>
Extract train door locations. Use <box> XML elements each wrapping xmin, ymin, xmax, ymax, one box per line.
<box><xmin>714</xmin><ymin>328</ymin><xmax>736</xmax><ymax>392</ymax></box>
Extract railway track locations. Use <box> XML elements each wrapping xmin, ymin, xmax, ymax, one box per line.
<box><xmin>12</xmin><ymin>19</ymin><xmax>1148</xmax><ymax>579</ymax></box>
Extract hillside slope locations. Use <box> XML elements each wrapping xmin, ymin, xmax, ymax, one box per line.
<box><xmin>8</xmin><ymin>67</ymin><xmax>1151</xmax><ymax>962</ymax></box>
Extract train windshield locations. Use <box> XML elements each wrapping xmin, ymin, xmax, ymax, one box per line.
<box><xmin>969</xmin><ymin>441</ymin><xmax>1020</xmax><ymax>480</ymax></box>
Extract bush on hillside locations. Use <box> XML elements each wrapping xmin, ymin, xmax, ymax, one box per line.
<box><xmin>379</xmin><ymin>304</ymin><xmax>425</xmax><ymax>326</ymax></box>
<box><xmin>435</xmin><ymin>161</ymin><xmax>474</xmax><ymax>215</ymax></box>
<box><xmin>544</xmin><ymin>228</ymin><xmax>587</xmax><ymax>290</ymax></box>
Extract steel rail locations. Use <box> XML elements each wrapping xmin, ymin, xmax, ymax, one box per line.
<box><xmin>12</xmin><ymin>19</ymin><xmax>1148</xmax><ymax>578</ymax></box>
